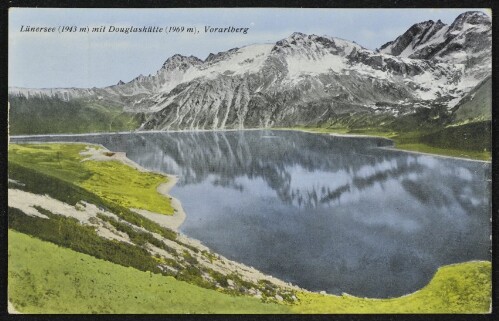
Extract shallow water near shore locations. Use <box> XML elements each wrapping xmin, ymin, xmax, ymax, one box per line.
<box><xmin>11</xmin><ymin>130</ymin><xmax>491</xmax><ymax>298</ymax></box>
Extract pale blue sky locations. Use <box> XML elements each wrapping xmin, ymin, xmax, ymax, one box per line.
<box><xmin>9</xmin><ymin>8</ymin><xmax>490</xmax><ymax>88</ymax></box>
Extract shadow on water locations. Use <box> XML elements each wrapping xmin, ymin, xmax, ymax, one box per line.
<box><xmin>11</xmin><ymin>130</ymin><xmax>491</xmax><ymax>298</ymax></box>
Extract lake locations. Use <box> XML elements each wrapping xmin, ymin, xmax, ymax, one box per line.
<box><xmin>11</xmin><ymin>130</ymin><xmax>491</xmax><ymax>298</ymax></box>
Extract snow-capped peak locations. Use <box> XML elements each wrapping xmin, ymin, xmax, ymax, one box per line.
<box><xmin>450</xmin><ymin>11</ymin><xmax>491</xmax><ymax>27</ymax></box>
<box><xmin>161</xmin><ymin>54</ymin><xmax>203</xmax><ymax>71</ymax></box>
<box><xmin>272</xmin><ymin>33</ymin><xmax>362</xmax><ymax>57</ymax></box>
<box><xmin>378</xmin><ymin>19</ymin><xmax>446</xmax><ymax>57</ymax></box>
<box><xmin>378</xmin><ymin>10</ymin><xmax>491</xmax><ymax>67</ymax></box>
<box><xmin>447</xmin><ymin>11</ymin><xmax>491</xmax><ymax>35</ymax></box>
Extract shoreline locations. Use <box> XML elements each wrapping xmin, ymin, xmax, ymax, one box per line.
<box><xmin>13</xmin><ymin>141</ymin><xmax>189</xmax><ymax>230</ymax></box>
<box><xmin>9</xmin><ymin>127</ymin><xmax>266</xmax><ymax>139</ymax></box>
<box><xmin>282</xmin><ymin>128</ymin><xmax>492</xmax><ymax>163</ymax></box>
<box><xmin>377</xmin><ymin>146</ymin><xmax>492</xmax><ymax>164</ymax></box>
<box><xmin>131</xmin><ymin>176</ymin><xmax>187</xmax><ymax>231</ymax></box>
<box><xmin>78</xmin><ymin>144</ymin><xmax>187</xmax><ymax>231</ymax></box>
<box><xmin>75</xmin><ymin>144</ymin><xmax>305</xmax><ymax>291</ymax></box>
<box><xmin>8</xmin><ymin>142</ymin><xmax>304</xmax><ymax>293</ymax></box>
<box><xmin>9</xmin><ymin>127</ymin><xmax>490</xmax><ymax>163</ymax></box>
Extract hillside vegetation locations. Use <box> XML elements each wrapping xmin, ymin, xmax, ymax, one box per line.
<box><xmin>9</xmin><ymin>143</ymin><xmax>174</xmax><ymax>215</ymax></box>
<box><xmin>296</xmin><ymin>109</ymin><xmax>491</xmax><ymax>161</ymax></box>
<box><xmin>8</xmin><ymin>95</ymin><xmax>142</xmax><ymax>135</ymax></box>
<box><xmin>452</xmin><ymin>78</ymin><xmax>491</xmax><ymax>124</ymax></box>
<box><xmin>9</xmin><ymin>230</ymin><xmax>491</xmax><ymax>313</ymax></box>
<box><xmin>8</xmin><ymin>230</ymin><xmax>289</xmax><ymax>314</ymax></box>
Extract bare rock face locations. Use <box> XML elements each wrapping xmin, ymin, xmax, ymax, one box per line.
<box><xmin>9</xmin><ymin>11</ymin><xmax>491</xmax><ymax>131</ymax></box>
<box><xmin>378</xmin><ymin>20</ymin><xmax>447</xmax><ymax>58</ymax></box>
<box><xmin>378</xmin><ymin>11</ymin><xmax>491</xmax><ymax>72</ymax></box>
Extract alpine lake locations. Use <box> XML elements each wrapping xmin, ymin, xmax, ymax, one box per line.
<box><xmin>12</xmin><ymin>130</ymin><xmax>491</xmax><ymax>298</ymax></box>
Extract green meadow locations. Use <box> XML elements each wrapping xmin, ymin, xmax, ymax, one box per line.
<box><xmin>291</xmin><ymin>261</ymin><xmax>491</xmax><ymax>313</ymax></box>
<box><xmin>8</xmin><ymin>230</ymin><xmax>289</xmax><ymax>314</ymax></box>
<box><xmin>9</xmin><ymin>143</ymin><xmax>174</xmax><ymax>215</ymax></box>
<box><xmin>9</xmin><ymin>230</ymin><xmax>491</xmax><ymax>314</ymax></box>
<box><xmin>289</xmin><ymin>120</ymin><xmax>491</xmax><ymax>161</ymax></box>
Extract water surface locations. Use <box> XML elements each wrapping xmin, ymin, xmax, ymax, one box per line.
<box><xmin>12</xmin><ymin>130</ymin><xmax>491</xmax><ymax>298</ymax></box>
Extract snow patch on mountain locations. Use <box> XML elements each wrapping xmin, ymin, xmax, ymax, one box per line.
<box><xmin>286</xmin><ymin>54</ymin><xmax>345</xmax><ymax>78</ymax></box>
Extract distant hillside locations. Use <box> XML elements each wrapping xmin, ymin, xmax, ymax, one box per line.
<box><xmin>451</xmin><ymin>77</ymin><xmax>491</xmax><ymax>124</ymax></box>
<box><xmin>8</xmin><ymin>96</ymin><xmax>142</xmax><ymax>135</ymax></box>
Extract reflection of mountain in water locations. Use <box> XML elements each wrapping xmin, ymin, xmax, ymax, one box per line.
<box><xmin>132</xmin><ymin>131</ymin><xmax>392</xmax><ymax>206</ymax></box>
<box><xmin>12</xmin><ymin>131</ymin><xmax>491</xmax><ymax>298</ymax></box>
<box><xmin>15</xmin><ymin>131</ymin><xmax>490</xmax><ymax>214</ymax></box>
<box><xmin>123</xmin><ymin>130</ymin><xmax>392</xmax><ymax>183</ymax></box>
<box><xmin>35</xmin><ymin>130</ymin><xmax>488</xmax><ymax>214</ymax></box>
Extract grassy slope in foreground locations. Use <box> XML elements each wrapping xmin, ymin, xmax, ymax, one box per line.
<box><xmin>8</xmin><ymin>230</ymin><xmax>289</xmax><ymax>314</ymax></box>
<box><xmin>8</xmin><ymin>143</ymin><xmax>174</xmax><ymax>215</ymax></box>
<box><xmin>9</xmin><ymin>230</ymin><xmax>491</xmax><ymax>314</ymax></box>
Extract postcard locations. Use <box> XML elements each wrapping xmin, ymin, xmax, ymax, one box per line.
<box><xmin>6</xmin><ymin>7</ymin><xmax>492</xmax><ymax>314</ymax></box>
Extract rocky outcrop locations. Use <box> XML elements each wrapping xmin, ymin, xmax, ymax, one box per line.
<box><xmin>378</xmin><ymin>11</ymin><xmax>491</xmax><ymax>75</ymax></box>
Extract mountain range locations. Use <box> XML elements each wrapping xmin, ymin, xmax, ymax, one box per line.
<box><xmin>9</xmin><ymin>11</ymin><xmax>492</xmax><ymax>132</ymax></box>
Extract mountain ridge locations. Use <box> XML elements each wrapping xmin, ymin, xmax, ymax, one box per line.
<box><xmin>9</xmin><ymin>11</ymin><xmax>491</xmax><ymax>131</ymax></box>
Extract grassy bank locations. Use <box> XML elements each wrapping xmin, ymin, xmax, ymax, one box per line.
<box><xmin>8</xmin><ymin>143</ymin><xmax>174</xmax><ymax>215</ymax></box>
<box><xmin>289</xmin><ymin>121</ymin><xmax>491</xmax><ymax>161</ymax></box>
<box><xmin>8</xmin><ymin>230</ymin><xmax>289</xmax><ymax>314</ymax></box>
<box><xmin>292</xmin><ymin>261</ymin><xmax>491</xmax><ymax>313</ymax></box>
<box><xmin>9</xmin><ymin>230</ymin><xmax>491</xmax><ymax>313</ymax></box>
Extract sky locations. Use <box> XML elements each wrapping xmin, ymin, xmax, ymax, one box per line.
<box><xmin>9</xmin><ymin>8</ymin><xmax>491</xmax><ymax>88</ymax></box>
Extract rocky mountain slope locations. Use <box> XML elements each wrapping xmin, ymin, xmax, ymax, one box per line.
<box><xmin>378</xmin><ymin>11</ymin><xmax>491</xmax><ymax>87</ymax></box>
<box><xmin>9</xmin><ymin>11</ymin><xmax>491</xmax><ymax>131</ymax></box>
